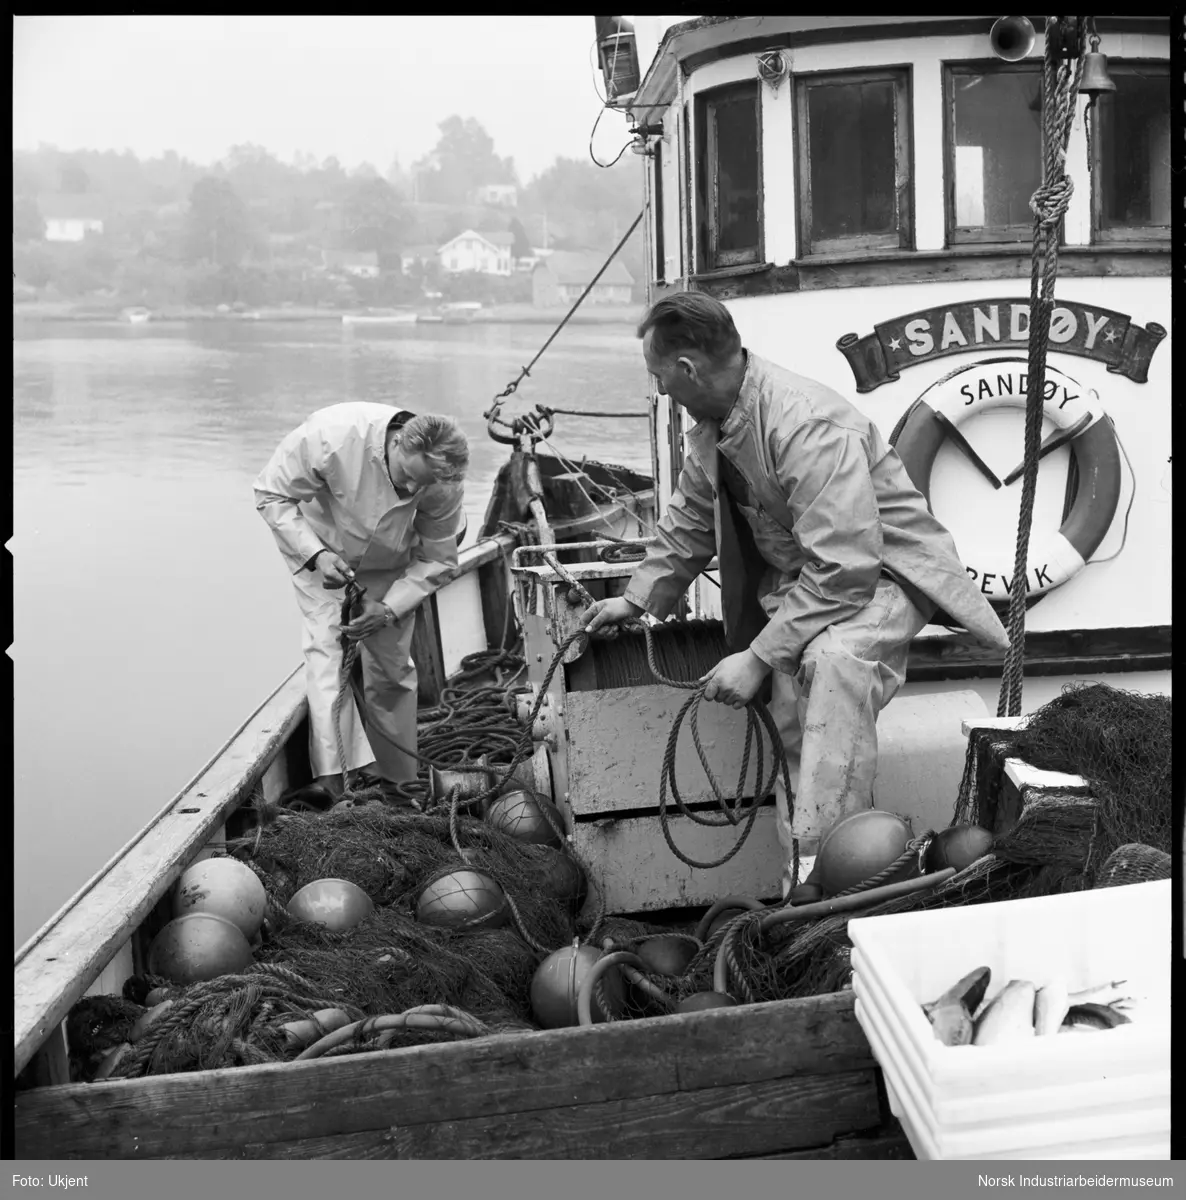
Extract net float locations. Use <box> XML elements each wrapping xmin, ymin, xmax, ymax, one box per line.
<box><xmin>675</xmin><ymin>992</ymin><xmax>737</xmax><ymax>1014</ymax></box>
<box><xmin>485</xmin><ymin>790</ymin><xmax>565</xmax><ymax>846</ymax></box>
<box><xmin>287</xmin><ymin>878</ymin><xmax>375</xmax><ymax>933</ymax></box>
<box><xmin>535</xmin><ymin>848</ymin><xmax>587</xmax><ymax>905</ymax></box>
<box><xmin>635</xmin><ymin>934</ymin><xmax>700</xmax><ymax>978</ymax></box>
<box><xmin>279</xmin><ymin>1007</ymin><xmax>353</xmax><ymax>1050</ymax></box>
<box><xmin>173</xmin><ymin>856</ymin><xmax>267</xmax><ymax>940</ymax></box>
<box><xmin>925</xmin><ymin>823</ymin><xmax>995</xmax><ymax>874</ymax></box>
<box><xmin>532</xmin><ymin>943</ymin><xmax>623</xmax><ymax>1028</ymax></box>
<box><xmin>812</xmin><ymin>810</ymin><xmax>915</xmax><ymax>896</ymax></box>
<box><xmin>147</xmin><ymin>913</ymin><xmax>255</xmax><ymax>985</ymax></box>
<box><xmin>416</xmin><ymin>869</ymin><xmax>509</xmax><ymax>931</ymax></box>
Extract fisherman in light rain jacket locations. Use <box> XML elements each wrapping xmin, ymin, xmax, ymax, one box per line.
<box><xmin>255</xmin><ymin>405</ymin><xmax>468</xmax><ymax>796</ymax></box>
<box><xmin>581</xmin><ymin>294</ymin><xmax>1011</xmax><ymax>897</ymax></box>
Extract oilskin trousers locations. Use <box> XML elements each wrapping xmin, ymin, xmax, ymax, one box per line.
<box><xmin>762</xmin><ymin>575</ymin><xmax>932</xmax><ymax>898</ymax></box>
<box><xmin>291</xmin><ymin>565</ymin><xmax>419</xmax><ymax>783</ymax></box>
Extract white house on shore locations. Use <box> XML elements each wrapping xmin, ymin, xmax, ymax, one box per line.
<box><xmin>531</xmin><ymin>252</ymin><xmax>634</xmax><ymax>307</ymax></box>
<box><xmin>438</xmin><ymin>229</ymin><xmax>515</xmax><ymax>276</ymax></box>
<box><xmin>474</xmin><ymin>183</ymin><xmax>518</xmax><ymax>208</ymax></box>
<box><xmin>321</xmin><ymin>249</ymin><xmax>380</xmax><ymax>278</ymax></box>
<box><xmin>39</xmin><ymin>195</ymin><xmax>105</xmax><ymax>242</ymax></box>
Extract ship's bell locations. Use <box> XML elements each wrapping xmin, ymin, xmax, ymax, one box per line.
<box><xmin>1078</xmin><ymin>36</ymin><xmax>1117</xmax><ymax>101</ymax></box>
<box><xmin>989</xmin><ymin>16</ymin><xmax>1036</xmax><ymax>62</ymax></box>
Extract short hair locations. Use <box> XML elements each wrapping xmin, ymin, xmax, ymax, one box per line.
<box><xmin>636</xmin><ymin>292</ymin><xmax>742</xmax><ymax>362</ymax></box>
<box><xmin>398</xmin><ymin>413</ymin><xmax>470</xmax><ymax>482</ymax></box>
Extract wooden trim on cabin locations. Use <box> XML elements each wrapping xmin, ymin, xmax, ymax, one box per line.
<box><xmin>793</xmin><ymin>66</ymin><xmax>914</xmax><ymax>257</ymax></box>
<box><xmin>674</xmin><ymin>17</ymin><xmax>1170</xmax><ymax>78</ymax></box>
<box><xmin>1090</xmin><ymin>61</ymin><xmax>1172</xmax><ymax>248</ymax></box>
<box><xmin>661</xmin><ymin>244</ymin><xmax>1170</xmax><ymax>300</ymax></box>
<box><xmin>904</xmin><ymin>624</ymin><xmax>1171</xmax><ymax>684</ymax></box>
<box><xmin>13</xmin><ymin>668</ymin><xmax>309</xmax><ymax>1079</ymax></box>
<box><xmin>14</xmin><ymin>991</ymin><xmax>882</xmax><ymax>1159</ymax></box>
<box><xmin>695</xmin><ymin>79</ymin><xmax>765</xmax><ymax>273</ymax></box>
<box><xmin>943</xmin><ymin>60</ymin><xmax>1045</xmax><ymax>247</ymax></box>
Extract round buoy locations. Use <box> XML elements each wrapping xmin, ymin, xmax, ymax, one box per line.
<box><xmin>531</xmin><ymin>944</ymin><xmax>622</xmax><ymax>1028</ymax></box>
<box><xmin>815</xmin><ymin>810</ymin><xmax>914</xmax><ymax>896</ymax></box>
<box><xmin>535</xmin><ymin>849</ymin><xmax>586</xmax><ymax>905</ymax></box>
<box><xmin>173</xmin><ymin>856</ymin><xmax>267</xmax><ymax>939</ymax></box>
<box><xmin>147</xmin><ymin>913</ymin><xmax>254</xmax><ymax>985</ymax></box>
<box><xmin>486</xmin><ymin>790</ymin><xmax>564</xmax><ymax>846</ymax></box>
<box><xmin>416</xmin><ymin>869</ymin><xmax>508</xmax><ymax>931</ymax></box>
<box><xmin>926</xmin><ymin>824</ymin><xmax>994</xmax><ymax>874</ymax></box>
<box><xmin>636</xmin><ymin>934</ymin><xmax>699</xmax><ymax>978</ymax></box>
<box><xmin>675</xmin><ymin>991</ymin><xmax>737</xmax><ymax>1014</ymax></box>
<box><xmin>287</xmin><ymin>878</ymin><xmax>374</xmax><ymax>932</ymax></box>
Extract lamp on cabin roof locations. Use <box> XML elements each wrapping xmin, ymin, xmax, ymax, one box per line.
<box><xmin>594</xmin><ymin>16</ymin><xmax>641</xmax><ymax>105</ymax></box>
<box><xmin>756</xmin><ymin>49</ymin><xmax>789</xmax><ymax>97</ymax></box>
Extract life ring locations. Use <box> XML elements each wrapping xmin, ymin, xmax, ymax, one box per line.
<box><xmin>890</xmin><ymin>357</ymin><xmax>1121</xmax><ymax>599</ymax></box>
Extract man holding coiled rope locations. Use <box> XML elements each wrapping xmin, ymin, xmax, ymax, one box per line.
<box><xmin>580</xmin><ymin>294</ymin><xmax>1010</xmax><ymax>898</ymax></box>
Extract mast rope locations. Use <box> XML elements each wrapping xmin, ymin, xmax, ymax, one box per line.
<box><xmin>998</xmin><ymin>16</ymin><xmax>1087</xmax><ymax>717</ymax></box>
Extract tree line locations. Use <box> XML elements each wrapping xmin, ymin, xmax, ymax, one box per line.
<box><xmin>12</xmin><ymin>116</ymin><xmax>645</xmax><ymax>310</ymax></box>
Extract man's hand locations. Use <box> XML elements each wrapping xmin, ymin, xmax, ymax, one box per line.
<box><xmin>701</xmin><ymin>649</ymin><xmax>772</xmax><ymax>709</ymax></box>
<box><xmin>578</xmin><ymin>596</ymin><xmax>644</xmax><ymax>634</ymax></box>
<box><xmin>315</xmin><ymin>550</ymin><xmax>355</xmax><ymax>590</ymax></box>
<box><xmin>342</xmin><ymin>596</ymin><xmax>393</xmax><ymax>642</ymax></box>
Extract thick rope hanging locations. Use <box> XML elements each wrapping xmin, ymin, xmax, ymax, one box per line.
<box><xmin>998</xmin><ymin>17</ymin><xmax>1086</xmax><ymax>718</ymax></box>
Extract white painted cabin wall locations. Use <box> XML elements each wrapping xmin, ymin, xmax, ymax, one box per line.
<box><xmin>726</xmin><ymin>277</ymin><xmax>1171</xmax><ymax>633</ymax></box>
<box><xmin>653</xmin><ymin>32</ymin><xmax>1170</xmax><ymax>633</ymax></box>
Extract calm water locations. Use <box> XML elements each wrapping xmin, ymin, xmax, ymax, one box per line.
<box><xmin>12</xmin><ymin>318</ymin><xmax>651</xmax><ymax>949</ymax></box>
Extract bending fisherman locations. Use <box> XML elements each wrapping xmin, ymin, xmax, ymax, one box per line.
<box><xmin>580</xmin><ymin>294</ymin><xmax>1010</xmax><ymax>896</ymax></box>
<box><xmin>255</xmin><ymin>404</ymin><xmax>469</xmax><ymax>797</ymax></box>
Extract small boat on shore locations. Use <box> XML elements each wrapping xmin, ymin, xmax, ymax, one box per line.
<box><xmin>13</xmin><ymin>14</ymin><xmax>1170</xmax><ymax>1161</ymax></box>
<box><xmin>342</xmin><ymin>308</ymin><xmax>419</xmax><ymax>326</ymax></box>
<box><xmin>120</xmin><ymin>306</ymin><xmax>152</xmax><ymax>324</ymax></box>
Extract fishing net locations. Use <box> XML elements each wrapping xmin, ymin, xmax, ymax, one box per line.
<box><xmin>953</xmin><ymin>682</ymin><xmax>1172</xmax><ymax>881</ymax></box>
<box><xmin>88</xmin><ymin>803</ymin><xmax>593</xmax><ymax>1080</ymax></box>
<box><xmin>1093</xmin><ymin>843</ymin><xmax>1173</xmax><ymax>889</ymax></box>
<box><xmin>69</xmin><ymin>667</ymin><xmax>1171</xmax><ymax>1076</ymax></box>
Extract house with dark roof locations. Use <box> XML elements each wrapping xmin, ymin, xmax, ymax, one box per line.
<box><xmin>531</xmin><ymin>251</ymin><xmax>634</xmax><ymax>307</ymax></box>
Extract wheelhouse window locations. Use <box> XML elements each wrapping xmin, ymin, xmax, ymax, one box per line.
<box><xmin>794</xmin><ymin>68</ymin><xmax>912</xmax><ymax>255</ymax></box>
<box><xmin>694</xmin><ymin>82</ymin><xmax>762</xmax><ymax>271</ymax></box>
<box><xmin>1093</xmin><ymin>63</ymin><xmax>1170</xmax><ymax>242</ymax></box>
<box><xmin>945</xmin><ymin>63</ymin><xmax>1042</xmax><ymax>244</ymax></box>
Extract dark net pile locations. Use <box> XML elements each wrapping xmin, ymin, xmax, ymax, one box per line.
<box><xmin>88</xmin><ymin>805</ymin><xmax>597</xmax><ymax>1081</ymax></box>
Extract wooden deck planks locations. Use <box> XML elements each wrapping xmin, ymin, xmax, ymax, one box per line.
<box><xmin>15</xmin><ymin>991</ymin><xmax>876</xmax><ymax>1159</ymax></box>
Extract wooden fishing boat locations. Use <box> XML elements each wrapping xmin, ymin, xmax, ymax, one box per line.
<box><xmin>14</xmin><ymin>14</ymin><xmax>1170</xmax><ymax>1160</ymax></box>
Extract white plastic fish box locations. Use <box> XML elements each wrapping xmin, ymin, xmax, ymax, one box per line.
<box><xmin>853</xmin><ymin>986</ymin><xmax>1169</xmax><ymax>1159</ymax></box>
<box><xmin>847</xmin><ymin>881</ymin><xmax>1170</xmax><ymax>1156</ymax></box>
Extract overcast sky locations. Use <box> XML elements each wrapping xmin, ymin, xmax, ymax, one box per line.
<box><xmin>12</xmin><ymin>15</ymin><xmax>676</xmax><ymax>182</ymax></box>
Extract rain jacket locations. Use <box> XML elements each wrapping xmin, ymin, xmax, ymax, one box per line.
<box><xmin>623</xmin><ymin>353</ymin><xmax>1011</xmax><ymax>672</ymax></box>
<box><xmin>253</xmin><ymin>402</ymin><xmax>464</xmax><ymax>619</ymax></box>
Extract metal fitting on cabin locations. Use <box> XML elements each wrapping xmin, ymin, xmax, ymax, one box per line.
<box><xmin>531</xmin><ymin>693</ymin><xmax>560</xmax><ymax>750</ymax></box>
<box><xmin>509</xmin><ymin>684</ymin><xmax>538</xmax><ymax>725</ymax></box>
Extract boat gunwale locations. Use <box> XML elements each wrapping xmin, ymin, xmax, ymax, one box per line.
<box><xmin>13</xmin><ymin>531</ymin><xmax>520</xmax><ymax>1078</ymax></box>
